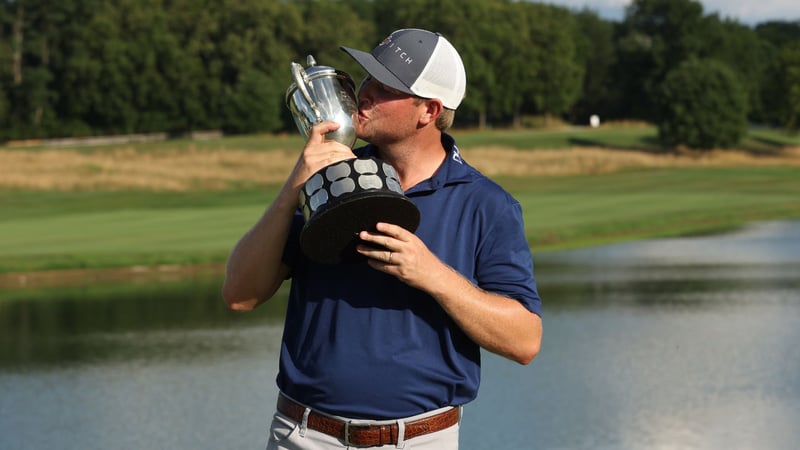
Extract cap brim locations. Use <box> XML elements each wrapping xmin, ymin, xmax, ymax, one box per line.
<box><xmin>340</xmin><ymin>46</ymin><xmax>415</xmax><ymax>96</ymax></box>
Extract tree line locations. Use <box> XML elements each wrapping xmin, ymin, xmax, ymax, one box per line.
<box><xmin>2</xmin><ymin>0</ymin><xmax>799</xmax><ymax>148</ymax></box>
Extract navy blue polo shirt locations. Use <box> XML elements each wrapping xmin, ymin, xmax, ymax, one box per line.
<box><xmin>277</xmin><ymin>133</ymin><xmax>541</xmax><ymax>419</ymax></box>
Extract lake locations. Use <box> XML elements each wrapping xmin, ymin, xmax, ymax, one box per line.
<box><xmin>2</xmin><ymin>221</ymin><xmax>799</xmax><ymax>450</ymax></box>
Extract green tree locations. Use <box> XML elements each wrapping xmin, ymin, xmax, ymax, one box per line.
<box><xmin>756</xmin><ymin>21</ymin><xmax>800</xmax><ymax>128</ymax></box>
<box><xmin>479</xmin><ymin>1</ymin><xmax>534</xmax><ymax>127</ymax></box>
<box><xmin>290</xmin><ymin>0</ymin><xmax>375</xmax><ymax>77</ymax></box>
<box><xmin>570</xmin><ymin>9</ymin><xmax>616</xmax><ymax>124</ymax></box>
<box><xmin>121</xmin><ymin>0</ymin><xmax>187</xmax><ymax>132</ymax></box>
<box><xmin>778</xmin><ymin>43</ymin><xmax>800</xmax><ymax>132</ymax></box>
<box><xmin>3</xmin><ymin>0</ymin><xmax>66</xmax><ymax>138</ymax></box>
<box><xmin>700</xmin><ymin>16</ymin><xmax>770</xmax><ymax>124</ymax></box>
<box><xmin>41</xmin><ymin>0</ymin><xmax>103</xmax><ymax>137</ymax></box>
<box><xmin>657</xmin><ymin>58</ymin><xmax>748</xmax><ymax>149</ymax></box>
<box><xmin>0</xmin><ymin>4</ymin><xmax>8</xmax><ymax>137</ymax></box>
<box><xmin>213</xmin><ymin>0</ymin><xmax>301</xmax><ymax>133</ymax></box>
<box><xmin>755</xmin><ymin>20</ymin><xmax>800</xmax><ymax>49</ymax></box>
<box><xmin>72</xmin><ymin>2</ymin><xmax>138</xmax><ymax>134</ymax></box>
<box><xmin>521</xmin><ymin>3</ymin><xmax>583</xmax><ymax>122</ymax></box>
<box><xmin>454</xmin><ymin>0</ymin><xmax>509</xmax><ymax>128</ymax></box>
<box><xmin>222</xmin><ymin>68</ymin><xmax>284</xmax><ymax>134</ymax></box>
<box><xmin>391</xmin><ymin>0</ymin><xmax>582</xmax><ymax>127</ymax></box>
<box><xmin>612</xmin><ymin>0</ymin><xmax>707</xmax><ymax>120</ymax></box>
<box><xmin>0</xmin><ymin>87</ymin><xmax>7</xmax><ymax>137</ymax></box>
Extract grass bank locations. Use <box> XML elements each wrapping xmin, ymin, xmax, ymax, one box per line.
<box><xmin>1</xmin><ymin>125</ymin><xmax>799</xmax><ymax>278</ymax></box>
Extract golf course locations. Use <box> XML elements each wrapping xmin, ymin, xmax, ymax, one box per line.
<box><xmin>2</xmin><ymin>124</ymin><xmax>799</xmax><ymax>285</ymax></box>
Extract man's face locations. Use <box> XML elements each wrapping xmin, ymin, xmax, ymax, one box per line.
<box><xmin>355</xmin><ymin>76</ymin><xmax>423</xmax><ymax>145</ymax></box>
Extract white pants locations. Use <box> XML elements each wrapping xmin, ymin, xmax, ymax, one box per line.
<box><xmin>266</xmin><ymin>404</ymin><xmax>460</xmax><ymax>450</ymax></box>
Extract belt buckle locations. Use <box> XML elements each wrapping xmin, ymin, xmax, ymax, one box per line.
<box><xmin>344</xmin><ymin>420</ymin><xmax>354</xmax><ymax>447</ymax></box>
<box><xmin>344</xmin><ymin>421</ymin><xmax>371</xmax><ymax>448</ymax></box>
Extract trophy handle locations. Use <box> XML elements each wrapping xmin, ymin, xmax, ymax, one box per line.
<box><xmin>291</xmin><ymin>62</ymin><xmax>322</xmax><ymax>123</ymax></box>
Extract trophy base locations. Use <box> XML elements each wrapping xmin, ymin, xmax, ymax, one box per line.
<box><xmin>300</xmin><ymin>191</ymin><xmax>420</xmax><ymax>264</ymax></box>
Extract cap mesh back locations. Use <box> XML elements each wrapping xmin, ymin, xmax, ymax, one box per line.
<box><xmin>412</xmin><ymin>37</ymin><xmax>466</xmax><ymax>109</ymax></box>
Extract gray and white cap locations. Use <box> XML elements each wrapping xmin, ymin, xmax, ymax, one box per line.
<box><xmin>341</xmin><ymin>29</ymin><xmax>466</xmax><ymax>110</ymax></box>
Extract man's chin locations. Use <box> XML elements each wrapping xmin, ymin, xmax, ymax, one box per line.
<box><xmin>354</xmin><ymin>125</ymin><xmax>369</xmax><ymax>141</ymax></box>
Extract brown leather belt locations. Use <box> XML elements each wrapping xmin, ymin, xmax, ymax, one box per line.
<box><xmin>276</xmin><ymin>394</ymin><xmax>460</xmax><ymax>447</ymax></box>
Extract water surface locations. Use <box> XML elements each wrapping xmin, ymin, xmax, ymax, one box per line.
<box><xmin>2</xmin><ymin>221</ymin><xmax>799</xmax><ymax>449</ymax></box>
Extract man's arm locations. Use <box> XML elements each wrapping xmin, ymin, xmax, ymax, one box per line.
<box><xmin>416</xmin><ymin>261</ymin><xmax>542</xmax><ymax>365</ymax></box>
<box><xmin>222</xmin><ymin>122</ymin><xmax>355</xmax><ymax>310</ymax></box>
<box><xmin>221</xmin><ymin>187</ymin><xmax>296</xmax><ymax>311</ymax></box>
<box><xmin>356</xmin><ymin>222</ymin><xmax>542</xmax><ymax>364</ymax></box>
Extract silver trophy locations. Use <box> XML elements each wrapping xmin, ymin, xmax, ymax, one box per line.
<box><xmin>285</xmin><ymin>56</ymin><xmax>420</xmax><ymax>264</ymax></box>
<box><xmin>286</xmin><ymin>55</ymin><xmax>357</xmax><ymax>148</ymax></box>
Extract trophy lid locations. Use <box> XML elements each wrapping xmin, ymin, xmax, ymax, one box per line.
<box><xmin>285</xmin><ymin>55</ymin><xmax>354</xmax><ymax>100</ymax></box>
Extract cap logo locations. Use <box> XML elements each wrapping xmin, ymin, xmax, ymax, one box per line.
<box><xmin>389</xmin><ymin>44</ymin><xmax>413</xmax><ymax>65</ymax></box>
<box><xmin>378</xmin><ymin>35</ymin><xmax>414</xmax><ymax>65</ymax></box>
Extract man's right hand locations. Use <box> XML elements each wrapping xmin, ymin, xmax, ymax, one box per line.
<box><xmin>288</xmin><ymin>121</ymin><xmax>357</xmax><ymax>197</ymax></box>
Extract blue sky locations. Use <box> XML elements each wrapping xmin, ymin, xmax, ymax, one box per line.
<box><xmin>538</xmin><ymin>0</ymin><xmax>800</xmax><ymax>25</ymax></box>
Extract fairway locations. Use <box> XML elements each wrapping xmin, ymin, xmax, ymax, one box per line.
<box><xmin>511</xmin><ymin>167</ymin><xmax>800</xmax><ymax>249</ymax></box>
<box><xmin>0</xmin><ymin>204</ymin><xmax>266</xmax><ymax>273</ymax></box>
<box><xmin>2</xmin><ymin>125</ymin><xmax>799</xmax><ymax>275</ymax></box>
<box><xmin>1</xmin><ymin>165</ymin><xmax>799</xmax><ymax>274</ymax></box>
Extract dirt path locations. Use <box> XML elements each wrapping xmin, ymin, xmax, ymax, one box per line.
<box><xmin>2</xmin><ymin>145</ymin><xmax>799</xmax><ymax>191</ymax></box>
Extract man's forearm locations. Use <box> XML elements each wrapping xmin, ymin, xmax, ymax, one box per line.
<box><xmin>222</xmin><ymin>188</ymin><xmax>297</xmax><ymax>310</ymax></box>
<box><xmin>426</xmin><ymin>263</ymin><xmax>542</xmax><ymax>365</ymax></box>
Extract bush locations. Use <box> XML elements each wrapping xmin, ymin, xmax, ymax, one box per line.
<box><xmin>222</xmin><ymin>69</ymin><xmax>286</xmax><ymax>135</ymax></box>
<box><xmin>657</xmin><ymin>58</ymin><xmax>748</xmax><ymax>149</ymax></box>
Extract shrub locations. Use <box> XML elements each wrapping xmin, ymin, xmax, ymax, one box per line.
<box><xmin>222</xmin><ymin>69</ymin><xmax>286</xmax><ymax>134</ymax></box>
<box><xmin>657</xmin><ymin>58</ymin><xmax>748</xmax><ymax>149</ymax></box>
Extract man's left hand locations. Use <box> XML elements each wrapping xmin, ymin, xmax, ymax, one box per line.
<box><xmin>356</xmin><ymin>222</ymin><xmax>442</xmax><ymax>290</ymax></box>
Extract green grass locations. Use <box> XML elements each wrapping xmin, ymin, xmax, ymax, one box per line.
<box><xmin>2</xmin><ymin>166</ymin><xmax>799</xmax><ymax>273</ymax></box>
<box><xmin>2</xmin><ymin>126</ymin><xmax>799</xmax><ymax>274</ymax></box>
<box><xmin>505</xmin><ymin>167</ymin><xmax>800</xmax><ymax>250</ymax></box>
<box><xmin>0</xmin><ymin>191</ymin><xmax>277</xmax><ymax>273</ymax></box>
<box><xmin>0</xmin><ymin>189</ymin><xmax>275</xmax><ymax>221</ymax></box>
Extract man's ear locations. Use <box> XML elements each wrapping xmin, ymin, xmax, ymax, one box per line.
<box><xmin>419</xmin><ymin>98</ymin><xmax>444</xmax><ymax>126</ymax></box>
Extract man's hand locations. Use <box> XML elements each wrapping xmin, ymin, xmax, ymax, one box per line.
<box><xmin>288</xmin><ymin>121</ymin><xmax>356</xmax><ymax>194</ymax></box>
<box><xmin>356</xmin><ymin>222</ymin><xmax>442</xmax><ymax>291</ymax></box>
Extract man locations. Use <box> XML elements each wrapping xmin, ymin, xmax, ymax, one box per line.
<box><xmin>223</xmin><ymin>28</ymin><xmax>542</xmax><ymax>449</ymax></box>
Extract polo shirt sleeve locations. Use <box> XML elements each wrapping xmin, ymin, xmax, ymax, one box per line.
<box><xmin>475</xmin><ymin>199</ymin><xmax>542</xmax><ymax>317</ymax></box>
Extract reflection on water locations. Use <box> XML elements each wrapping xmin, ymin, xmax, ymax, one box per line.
<box><xmin>2</xmin><ymin>221</ymin><xmax>799</xmax><ymax>450</ymax></box>
<box><xmin>1</xmin><ymin>277</ymin><xmax>286</xmax><ymax>368</ymax></box>
<box><xmin>0</xmin><ymin>276</ymin><xmax>288</xmax><ymax>450</ymax></box>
